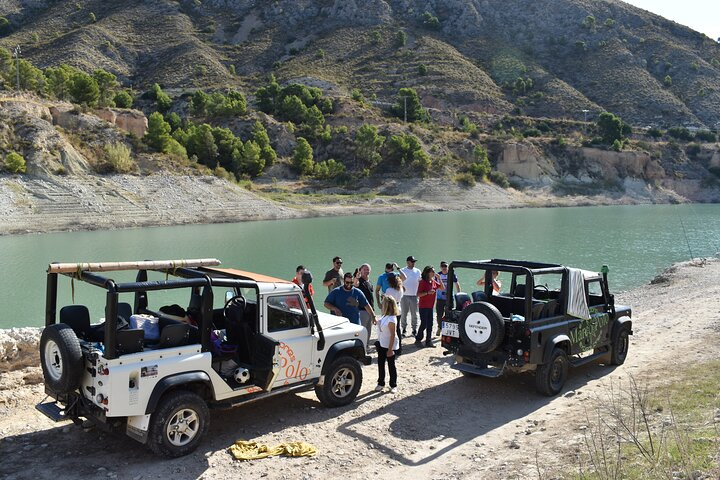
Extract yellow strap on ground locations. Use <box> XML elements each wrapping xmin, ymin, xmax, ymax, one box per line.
<box><xmin>229</xmin><ymin>440</ymin><xmax>317</xmax><ymax>460</ymax></box>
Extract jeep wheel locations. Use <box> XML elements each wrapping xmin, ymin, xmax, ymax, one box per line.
<box><xmin>458</xmin><ymin>302</ymin><xmax>504</xmax><ymax>353</ymax></box>
<box><xmin>315</xmin><ymin>356</ymin><xmax>363</xmax><ymax>407</ymax></box>
<box><xmin>40</xmin><ymin>324</ymin><xmax>83</xmax><ymax>394</ymax></box>
<box><xmin>610</xmin><ymin>325</ymin><xmax>630</xmax><ymax>365</ymax></box>
<box><xmin>535</xmin><ymin>348</ymin><xmax>569</xmax><ymax>396</ymax></box>
<box><xmin>148</xmin><ymin>390</ymin><xmax>209</xmax><ymax>457</ymax></box>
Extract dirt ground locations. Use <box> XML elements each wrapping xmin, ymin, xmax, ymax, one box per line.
<box><xmin>1</xmin><ymin>258</ymin><xmax>719</xmax><ymax>480</ymax></box>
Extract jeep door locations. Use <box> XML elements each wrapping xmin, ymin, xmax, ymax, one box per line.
<box><xmin>567</xmin><ymin>278</ymin><xmax>612</xmax><ymax>354</ymax></box>
<box><xmin>263</xmin><ymin>293</ymin><xmax>315</xmax><ymax>387</ymax></box>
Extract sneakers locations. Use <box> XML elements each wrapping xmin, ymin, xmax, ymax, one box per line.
<box><xmin>435</xmin><ymin>327</ymin><xmax>442</xmax><ymax>336</ymax></box>
<box><xmin>402</xmin><ymin>328</ymin><xmax>407</xmax><ymax>337</ymax></box>
<box><xmin>414</xmin><ymin>340</ymin><xmax>423</xmax><ymax>347</ymax></box>
<box><xmin>390</xmin><ymin>387</ymin><xmax>397</xmax><ymax>394</ymax></box>
<box><xmin>425</xmin><ymin>342</ymin><xmax>435</xmax><ymax>348</ymax></box>
<box><xmin>412</xmin><ymin>329</ymin><xmax>417</xmax><ymax>337</ymax></box>
<box><xmin>375</xmin><ymin>384</ymin><xmax>384</xmax><ymax>392</ymax></box>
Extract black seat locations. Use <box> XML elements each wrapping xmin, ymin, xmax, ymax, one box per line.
<box><xmin>454</xmin><ymin>292</ymin><xmax>472</xmax><ymax>310</ymax></box>
<box><xmin>225</xmin><ymin>298</ymin><xmax>254</xmax><ymax>364</ymax></box>
<box><xmin>157</xmin><ymin>323</ymin><xmax>190</xmax><ymax>348</ymax></box>
<box><xmin>60</xmin><ymin>305</ymin><xmax>91</xmax><ymax>339</ymax></box>
<box><xmin>539</xmin><ymin>299</ymin><xmax>559</xmax><ymax>318</ymax></box>
<box><xmin>118</xmin><ymin>302</ymin><xmax>132</xmax><ymax>322</ymax></box>
<box><xmin>471</xmin><ymin>290</ymin><xmax>488</xmax><ymax>302</ymax></box>
<box><xmin>116</xmin><ymin>329</ymin><xmax>144</xmax><ymax>355</ymax></box>
<box><xmin>513</xmin><ymin>284</ymin><xmax>526</xmax><ymax>297</ymax></box>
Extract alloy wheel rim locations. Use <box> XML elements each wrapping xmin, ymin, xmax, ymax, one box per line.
<box><xmin>166</xmin><ymin>408</ymin><xmax>200</xmax><ymax>447</ymax></box>
<box><xmin>331</xmin><ymin>367</ymin><xmax>355</xmax><ymax>398</ymax></box>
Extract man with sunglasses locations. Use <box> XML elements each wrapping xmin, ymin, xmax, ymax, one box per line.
<box><xmin>323</xmin><ymin>256</ymin><xmax>344</xmax><ymax>293</ymax></box>
<box><xmin>324</xmin><ymin>272</ymin><xmax>376</xmax><ymax>330</ymax></box>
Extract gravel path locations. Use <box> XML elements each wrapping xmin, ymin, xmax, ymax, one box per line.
<box><xmin>1</xmin><ymin>258</ymin><xmax>718</xmax><ymax>479</ymax></box>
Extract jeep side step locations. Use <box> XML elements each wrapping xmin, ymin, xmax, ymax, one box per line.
<box><xmin>451</xmin><ymin>362</ymin><xmax>505</xmax><ymax>378</ymax></box>
<box><xmin>569</xmin><ymin>349</ymin><xmax>608</xmax><ymax>368</ymax></box>
<box><xmin>36</xmin><ymin>400</ymin><xmax>67</xmax><ymax>422</ymax></box>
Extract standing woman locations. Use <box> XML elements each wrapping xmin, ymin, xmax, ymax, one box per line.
<box><xmin>415</xmin><ymin>265</ymin><xmax>444</xmax><ymax>348</ymax></box>
<box><xmin>375</xmin><ymin>296</ymin><xmax>400</xmax><ymax>393</ymax></box>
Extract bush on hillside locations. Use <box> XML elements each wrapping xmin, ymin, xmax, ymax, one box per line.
<box><xmin>489</xmin><ymin>171</ymin><xmax>510</xmax><ymax>188</ymax></box>
<box><xmin>667</xmin><ymin>126</ymin><xmax>693</xmax><ymax>141</ymax></box>
<box><xmin>292</xmin><ymin>137</ymin><xmax>314</xmax><ymax>175</ymax></box>
<box><xmin>113</xmin><ymin>89</ymin><xmax>133</xmax><ymax>108</ymax></box>
<box><xmin>101</xmin><ymin>142</ymin><xmax>135</xmax><ymax>173</ymax></box>
<box><xmin>4</xmin><ymin>152</ymin><xmax>26</xmax><ymax>174</ymax></box>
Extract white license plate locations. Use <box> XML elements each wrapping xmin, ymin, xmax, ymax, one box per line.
<box><xmin>442</xmin><ymin>321</ymin><xmax>459</xmax><ymax>338</ymax></box>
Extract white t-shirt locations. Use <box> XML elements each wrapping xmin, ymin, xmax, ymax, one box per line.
<box><xmin>377</xmin><ymin>315</ymin><xmax>400</xmax><ymax>350</ymax></box>
<box><xmin>384</xmin><ymin>287</ymin><xmax>403</xmax><ymax>314</ymax></box>
<box><xmin>400</xmin><ymin>267</ymin><xmax>421</xmax><ymax>295</ymax></box>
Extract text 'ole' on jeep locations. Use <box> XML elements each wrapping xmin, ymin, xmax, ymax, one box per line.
<box><xmin>37</xmin><ymin>259</ymin><xmax>371</xmax><ymax>457</ymax></box>
<box><xmin>440</xmin><ymin>259</ymin><xmax>633</xmax><ymax>396</ymax></box>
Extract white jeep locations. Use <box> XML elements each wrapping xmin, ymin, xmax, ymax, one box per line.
<box><xmin>37</xmin><ymin>259</ymin><xmax>370</xmax><ymax>457</ymax></box>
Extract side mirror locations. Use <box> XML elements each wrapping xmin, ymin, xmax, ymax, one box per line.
<box><xmin>302</xmin><ymin>271</ymin><xmax>313</xmax><ymax>286</ymax></box>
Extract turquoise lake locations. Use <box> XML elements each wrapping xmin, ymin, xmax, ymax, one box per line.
<box><xmin>1</xmin><ymin>204</ymin><xmax>718</xmax><ymax>329</ymax></box>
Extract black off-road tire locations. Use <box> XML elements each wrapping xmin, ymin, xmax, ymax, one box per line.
<box><xmin>315</xmin><ymin>356</ymin><xmax>363</xmax><ymax>407</ymax></box>
<box><xmin>458</xmin><ymin>302</ymin><xmax>505</xmax><ymax>353</ymax></box>
<box><xmin>609</xmin><ymin>325</ymin><xmax>630</xmax><ymax>365</ymax></box>
<box><xmin>40</xmin><ymin>324</ymin><xmax>83</xmax><ymax>394</ymax></box>
<box><xmin>148</xmin><ymin>390</ymin><xmax>209</xmax><ymax>457</ymax></box>
<box><xmin>535</xmin><ymin>348</ymin><xmax>569</xmax><ymax>396</ymax></box>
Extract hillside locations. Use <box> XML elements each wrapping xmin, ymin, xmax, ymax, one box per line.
<box><xmin>1</xmin><ymin>0</ymin><xmax>719</xmax><ymax>127</ymax></box>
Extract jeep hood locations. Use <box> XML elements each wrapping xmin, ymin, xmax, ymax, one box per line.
<box><xmin>317</xmin><ymin>311</ymin><xmax>351</xmax><ymax>329</ymax></box>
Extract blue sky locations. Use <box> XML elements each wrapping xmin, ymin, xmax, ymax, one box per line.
<box><xmin>623</xmin><ymin>0</ymin><xmax>720</xmax><ymax>41</ymax></box>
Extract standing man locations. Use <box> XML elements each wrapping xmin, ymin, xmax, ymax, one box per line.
<box><xmin>324</xmin><ymin>273</ymin><xmax>376</xmax><ymax>350</ymax></box>
<box><xmin>399</xmin><ymin>255</ymin><xmax>421</xmax><ymax>337</ymax></box>
<box><xmin>323</xmin><ymin>256</ymin><xmax>344</xmax><ymax>293</ymax></box>
<box><xmin>355</xmin><ymin>263</ymin><xmax>375</xmax><ymax>351</ymax></box>
<box><xmin>375</xmin><ymin>262</ymin><xmax>406</xmax><ymax>306</ymax></box>
<box><xmin>436</xmin><ymin>261</ymin><xmax>460</xmax><ymax>335</ymax></box>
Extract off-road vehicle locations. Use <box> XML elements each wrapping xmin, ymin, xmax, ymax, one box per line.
<box><xmin>37</xmin><ymin>259</ymin><xmax>370</xmax><ymax>457</ymax></box>
<box><xmin>441</xmin><ymin>259</ymin><xmax>632</xmax><ymax>396</ymax></box>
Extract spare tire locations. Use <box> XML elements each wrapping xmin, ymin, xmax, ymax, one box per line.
<box><xmin>40</xmin><ymin>324</ymin><xmax>83</xmax><ymax>394</ymax></box>
<box><xmin>458</xmin><ymin>302</ymin><xmax>505</xmax><ymax>353</ymax></box>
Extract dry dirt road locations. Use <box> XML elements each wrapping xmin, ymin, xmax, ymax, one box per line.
<box><xmin>1</xmin><ymin>259</ymin><xmax>718</xmax><ymax>480</ymax></box>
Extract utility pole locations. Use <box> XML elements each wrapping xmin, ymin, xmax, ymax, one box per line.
<box><xmin>13</xmin><ymin>45</ymin><xmax>21</xmax><ymax>91</ymax></box>
<box><xmin>581</xmin><ymin>109</ymin><xmax>589</xmax><ymax>133</ymax></box>
<box><xmin>403</xmin><ymin>96</ymin><xmax>408</xmax><ymax>123</ymax></box>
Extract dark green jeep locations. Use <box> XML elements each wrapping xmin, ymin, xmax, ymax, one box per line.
<box><xmin>440</xmin><ymin>259</ymin><xmax>632</xmax><ymax>396</ymax></box>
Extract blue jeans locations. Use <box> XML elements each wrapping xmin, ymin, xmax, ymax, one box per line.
<box><xmin>416</xmin><ymin>308</ymin><xmax>434</xmax><ymax>344</ymax></box>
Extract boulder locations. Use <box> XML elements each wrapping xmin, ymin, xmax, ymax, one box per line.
<box><xmin>0</xmin><ymin>328</ymin><xmax>41</xmax><ymax>373</ymax></box>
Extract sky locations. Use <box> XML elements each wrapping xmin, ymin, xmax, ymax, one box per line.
<box><xmin>622</xmin><ymin>0</ymin><xmax>720</xmax><ymax>41</ymax></box>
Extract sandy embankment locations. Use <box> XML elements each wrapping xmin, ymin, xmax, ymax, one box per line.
<box><xmin>1</xmin><ymin>258</ymin><xmax>718</xmax><ymax>480</ymax></box>
<box><xmin>0</xmin><ymin>173</ymin><xmax>682</xmax><ymax>236</ymax></box>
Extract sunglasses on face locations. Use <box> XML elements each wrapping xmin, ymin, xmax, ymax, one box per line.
<box><xmin>335</xmin><ymin>261</ymin><xmax>343</xmax><ymax>265</ymax></box>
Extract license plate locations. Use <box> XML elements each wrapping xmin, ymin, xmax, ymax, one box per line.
<box><xmin>442</xmin><ymin>321</ymin><xmax>459</xmax><ymax>338</ymax></box>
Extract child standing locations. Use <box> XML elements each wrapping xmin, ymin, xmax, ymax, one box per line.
<box><xmin>375</xmin><ymin>296</ymin><xmax>400</xmax><ymax>393</ymax></box>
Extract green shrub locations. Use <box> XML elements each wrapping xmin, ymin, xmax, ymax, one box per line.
<box><xmin>647</xmin><ymin>127</ymin><xmax>663</xmax><ymax>138</ymax></box>
<box><xmin>313</xmin><ymin>159</ymin><xmax>346</xmax><ymax>180</ymax></box>
<box><xmin>391</xmin><ymin>87</ymin><xmax>427</xmax><ymax>122</ymax></box>
<box><xmin>355</xmin><ymin>123</ymin><xmax>385</xmax><ymax>168</ymax></box>
<box><xmin>144</xmin><ymin>112</ymin><xmax>172</xmax><ymax>151</ymax></box>
<box><xmin>489</xmin><ymin>171</ymin><xmax>509</xmax><ymax>188</ymax></box>
<box><xmin>454</xmin><ymin>172</ymin><xmax>476</xmax><ymax>187</ymax></box>
<box><xmin>611</xmin><ymin>139</ymin><xmax>623</xmax><ymax>151</ymax></box>
<box><xmin>685</xmin><ymin>143</ymin><xmax>701</xmax><ymax>157</ymax></box>
<box><xmin>0</xmin><ymin>17</ymin><xmax>10</xmax><ymax>35</ymax></box>
<box><xmin>418</xmin><ymin>64</ymin><xmax>428</xmax><ymax>76</ymax></box>
<box><xmin>460</xmin><ymin>116</ymin><xmax>477</xmax><ymax>134</ymax></box>
<box><xmin>663</xmin><ymin>75</ymin><xmax>672</xmax><ymax>86</ymax></box>
<box><xmin>667</xmin><ymin>126</ymin><xmax>693</xmax><ymax>141</ymax></box>
<box><xmin>4</xmin><ymin>152</ymin><xmax>26</xmax><ymax>174</ymax></box>
<box><xmin>292</xmin><ymin>137</ymin><xmax>314</xmax><ymax>174</ymax></box>
<box><xmin>113</xmin><ymin>90</ymin><xmax>133</xmax><ymax>108</ymax></box>
<box><xmin>694</xmin><ymin>130</ymin><xmax>716</xmax><ymax>142</ymax></box>
<box><xmin>351</xmin><ymin>88</ymin><xmax>365</xmax><ymax>103</ymax></box>
<box><xmin>523</xmin><ymin>128</ymin><xmax>541</xmax><ymax>137</ymax></box>
<box><xmin>69</xmin><ymin>71</ymin><xmax>99</xmax><ymax>106</ymax></box>
<box><xmin>395</xmin><ymin>30</ymin><xmax>407</xmax><ymax>47</ymax></box>
<box><xmin>421</xmin><ymin>11</ymin><xmax>440</xmax><ymax>29</ymax></box>
<box><xmin>103</xmin><ymin>142</ymin><xmax>135</xmax><ymax>173</ymax></box>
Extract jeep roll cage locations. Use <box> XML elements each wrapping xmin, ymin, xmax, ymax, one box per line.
<box><xmin>45</xmin><ymin>259</ymin><xmax>267</xmax><ymax>360</ymax></box>
<box><xmin>446</xmin><ymin>259</ymin><xmax>567</xmax><ymax>317</ymax></box>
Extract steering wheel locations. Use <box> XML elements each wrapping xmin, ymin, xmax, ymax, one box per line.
<box><xmin>223</xmin><ymin>294</ymin><xmax>246</xmax><ymax>319</ymax></box>
<box><xmin>534</xmin><ymin>284</ymin><xmax>549</xmax><ymax>292</ymax></box>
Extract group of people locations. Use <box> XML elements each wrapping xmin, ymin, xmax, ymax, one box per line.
<box><xmin>292</xmin><ymin>255</ymin><xmax>463</xmax><ymax>395</ymax></box>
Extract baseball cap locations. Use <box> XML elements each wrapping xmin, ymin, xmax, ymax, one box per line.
<box><xmin>406</xmin><ymin>255</ymin><xmax>417</xmax><ymax>262</ymax></box>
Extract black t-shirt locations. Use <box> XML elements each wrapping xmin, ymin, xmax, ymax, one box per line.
<box><xmin>357</xmin><ymin>278</ymin><xmax>374</xmax><ymax>309</ymax></box>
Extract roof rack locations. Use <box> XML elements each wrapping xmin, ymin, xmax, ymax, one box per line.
<box><xmin>47</xmin><ymin>259</ymin><xmax>221</xmax><ymax>274</ymax></box>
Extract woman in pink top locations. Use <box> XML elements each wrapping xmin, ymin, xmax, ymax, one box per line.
<box><xmin>415</xmin><ymin>265</ymin><xmax>444</xmax><ymax>347</ymax></box>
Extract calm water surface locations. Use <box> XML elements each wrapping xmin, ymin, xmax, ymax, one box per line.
<box><xmin>1</xmin><ymin>204</ymin><xmax>718</xmax><ymax>328</ymax></box>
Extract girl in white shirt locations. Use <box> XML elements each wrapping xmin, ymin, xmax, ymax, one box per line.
<box><xmin>375</xmin><ymin>296</ymin><xmax>400</xmax><ymax>393</ymax></box>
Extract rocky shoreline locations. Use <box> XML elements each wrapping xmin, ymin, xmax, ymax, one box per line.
<box><xmin>0</xmin><ymin>172</ymin><xmax>694</xmax><ymax>237</ymax></box>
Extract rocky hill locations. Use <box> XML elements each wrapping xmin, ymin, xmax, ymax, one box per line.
<box><xmin>0</xmin><ymin>0</ymin><xmax>719</xmax><ymax>127</ymax></box>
